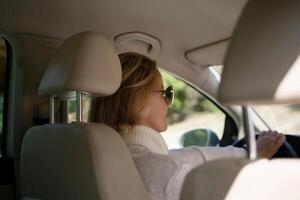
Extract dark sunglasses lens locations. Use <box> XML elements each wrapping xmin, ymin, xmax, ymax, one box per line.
<box><xmin>165</xmin><ymin>86</ymin><xmax>174</xmax><ymax>105</ymax></box>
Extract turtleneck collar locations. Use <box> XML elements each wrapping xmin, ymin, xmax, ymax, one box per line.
<box><xmin>120</xmin><ymin>125</ymin><xmax>169</xmax><ymax>155</ymax></box>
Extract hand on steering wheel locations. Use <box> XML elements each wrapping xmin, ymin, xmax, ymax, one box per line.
<box><xmin>233</xmin><ymin>131</ymin><xmax>298</xmax><ymax>158</ymax></box>
<box><xmin>256</xmin><ymin>131</ymin><xmax>285</xmax><ymax>158</ymax></box>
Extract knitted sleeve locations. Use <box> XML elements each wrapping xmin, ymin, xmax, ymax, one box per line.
<box><xmin>193</xmin><ymin>146</ymin><xmax>247</xmax><ymax>162</ymax></box>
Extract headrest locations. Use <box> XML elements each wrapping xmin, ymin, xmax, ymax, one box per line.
<box><xmin>38</xmin><ymin>31</ymin><xmax>122</xmax><ymax>97</ymax></box>
<box><xmin>218</xmin><ymin>0</ymin><xmax>300</xmax><ymax>105</ymax></box>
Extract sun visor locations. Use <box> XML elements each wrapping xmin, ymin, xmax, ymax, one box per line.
<box><xmin>218</xmin><ymin>0</ymin><xmax>300</xmax><ymax>105</ymax></box>
<box><xmin>186</xmin><ymin>39</ymin><xmax>230</xmax><ymax>66</ymax></box>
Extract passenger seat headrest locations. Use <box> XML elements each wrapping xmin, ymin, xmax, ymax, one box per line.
<box><xmin>218</xmin><ymin>0</ymin><xmax>300</xmax><ymax>105</ymax></box>
<box><xmin>38</xmin><ymin>31</ymin><xmax>122</xmax><ymax>97</ymax></box>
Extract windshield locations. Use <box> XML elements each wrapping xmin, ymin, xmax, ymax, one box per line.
<box><xmin>253</xmin><ymin>104</ymin><xmax>300</xmax><ymax>135</ymax></box>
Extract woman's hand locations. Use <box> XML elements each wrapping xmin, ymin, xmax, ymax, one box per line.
<box><xmin>256</xmin><ymin>131</ymin><xmax>286</xmax><ymax>158</ymax></box>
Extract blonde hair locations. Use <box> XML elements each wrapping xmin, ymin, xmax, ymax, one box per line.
<box><xmin>89</xmin><ymin>52</ymin><xmax>160</xmax><ymax>132</ymax></box>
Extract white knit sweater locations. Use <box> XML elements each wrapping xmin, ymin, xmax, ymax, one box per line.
<box><xmin>121</xmin><ymin>125</ymin><xmax>246</xmax><ymax>200</ymax></box>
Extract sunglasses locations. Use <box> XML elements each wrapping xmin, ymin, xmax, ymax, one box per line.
<box><xmin>156</xmin><ymin>85</ymin><xmax>174</xmax><ymax>105</ymax></box>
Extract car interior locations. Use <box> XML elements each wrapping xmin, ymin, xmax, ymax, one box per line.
<box><xmin>0</xmin><ymin>0</ymin><xmax>300</xmax><ymax>199</ymax></box>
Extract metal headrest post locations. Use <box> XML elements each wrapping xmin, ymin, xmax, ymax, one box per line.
<box><xmin>242</xmin><ymin>106</ymin><xmax>257</xmax><ymax>160</ymax></box>
<box><xmin>49</xmin><ymin>95</ymin><xmax>55</xmax><ymax>124</ymax></box>
<box><xmin>76</xmin><ymin>91</ymin><xmax>82</xmax><ymax>122</ymax></box>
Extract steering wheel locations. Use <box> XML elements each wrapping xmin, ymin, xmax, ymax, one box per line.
<box><xmin>233</xmin><ymin>135</ymin><xmax>298</xmax><ymax>158</ymax></box>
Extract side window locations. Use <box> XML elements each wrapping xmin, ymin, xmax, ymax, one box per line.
<box><xmin>160</xmin><ymin>70</ymin><xmax>226</xmax><ymax>149</ymax></box>
<box><xmin>0</xmin><ymin>38</ymin><xmax>8</xmax><ymax>156</ymax></box>
<box><xmin>66</xmin><ymin>96</ymin><xmax>91</xmax><ymax>123</ymax></box>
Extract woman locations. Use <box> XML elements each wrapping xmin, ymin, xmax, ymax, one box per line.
<box><xmin>90</xmin><ymin>52</ymin><xmax>285</xmax><ymax>200</ymax></box>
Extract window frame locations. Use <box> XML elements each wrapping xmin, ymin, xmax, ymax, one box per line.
<box><xmin>0</xmin><ymin>38</ymin><xmax>12</xmax><ymax>156</ymax></box>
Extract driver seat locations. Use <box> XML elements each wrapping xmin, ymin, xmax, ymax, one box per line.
<box><xmin>20</xmin><ymin>32</ymin><xmax>151</xmax><ymax>200</ymax></box>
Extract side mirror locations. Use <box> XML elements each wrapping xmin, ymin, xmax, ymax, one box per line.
<box><xmin>181</xmin><ymin>129</ymin><xmax>220</xmax><ymax>147</ymax></box>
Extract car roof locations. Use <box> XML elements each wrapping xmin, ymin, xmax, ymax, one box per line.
<box><xmin>0</xmin><ymin>0</ymin><xmax>246</xmax><ymax>45</ymax></box>
<box><xmin>0</xmin><ymin>0</ymin><xmax>247</xmax><ymax>93</ymax></box>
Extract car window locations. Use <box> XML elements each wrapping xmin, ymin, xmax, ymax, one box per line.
<box><xmin>67</xmin><ymin>96</ymin><xmax>91</xmax><ymax>123</ymax></box>
<box><xmin>0</xmin><ymin>38</ymin><xmax>8</xmax><ymax>156</ymax></box>
<box><xmin>253</xmin><ymin>104</ymin><xmax>300</xmax><ymax>135</ymax></box>
<box><xmin>211</xmin><ymin>65</ymin><xmax>223</xmax><ymax>75</ymax></box>
<box><xmin>160</xmin><ymin>70</ymin><xmax>226</xmax><ymax>149</ymax></box>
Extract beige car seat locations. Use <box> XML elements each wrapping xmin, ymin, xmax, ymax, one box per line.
<box><xmin>181</xmin><ymin>158</ymin><xmax>300</xmax><ymax>200</ymax></box>
<box><xmin>20</xmin><ymin>32</ymin><xmax>150</xmax><ymax>200</ymax></box>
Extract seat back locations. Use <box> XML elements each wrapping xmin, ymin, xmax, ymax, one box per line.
<box><xmin>20</xmin><ymin>32</ymin><xmax>150</xmax><ymax>200</ymax></box>
<box><xmin>21</xmin><ymin>123</ymin><xmax>150</xmax><ymax>200</ymax></box>
<box><xmin>181</xmin><ymin>158</ymin><xmax>250</xmax><ymax>200</ymax></box>
<box><xmin>181</xmin><ymin>158</ymin><xmax>300</xmax><ymax>200</ymax></box>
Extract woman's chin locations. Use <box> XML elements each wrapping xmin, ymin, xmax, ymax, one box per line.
<box><xmin>158</xmin><ymin>123</ymin><xmax>168</xmax><ymax>132</ymax></box>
